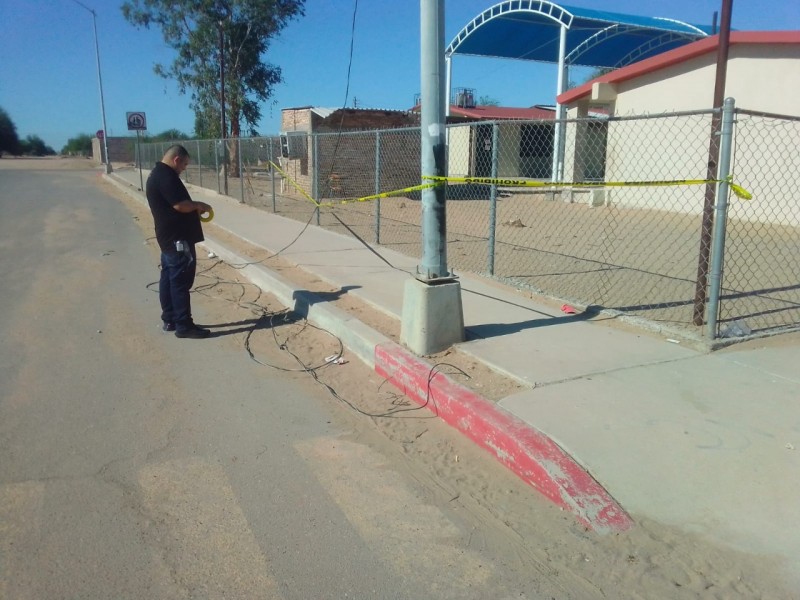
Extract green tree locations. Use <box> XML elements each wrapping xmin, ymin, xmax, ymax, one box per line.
<box><xmin>121</xmin><ymin>0</ymin><xmax>306</xmax><ymax>174</ymax></box>
<box><xmin>61</xmin><ymin>133</ymin><xmax>94</xmax><ymax>156</ymax></box>
<box><xmin>19</xmin><ymin>135</ymin><xmax>55</xmax><ymax>157</ymax></box>
<box><xmin>478</xmin><ymin>95</ymin><xmax>500</xmax><ymax>107</ymax></box>
<box><xmin>193</xmin><ymin>99</ymin><xmax>222</xmax><ymax>139</ymax></box>
<box><xmin>0</xmin><ymin>107</ymin><xmax>21</xmax><ymax>156</ymax></box>
<box><xmin>152</xmin><ymin>128</ymin><xmax>190</xmax><ymax>142</ymax></box>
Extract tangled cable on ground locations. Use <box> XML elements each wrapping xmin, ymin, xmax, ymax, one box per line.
<box><xmin>150</xmin><ymin>257</ymin><xmax>470</xmax><ymax>419</ymax></box>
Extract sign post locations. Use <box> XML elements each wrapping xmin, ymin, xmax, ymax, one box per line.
<box><xmin>127</xmin><ymin>112</ymin><xmax>147</xmax><ymax>191</ymax></box>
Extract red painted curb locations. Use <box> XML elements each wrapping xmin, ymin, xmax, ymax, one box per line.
<box><xmin>374</xmin><ymin>341</ymin><xmax>634</xmax><ymax>533</ymax></box>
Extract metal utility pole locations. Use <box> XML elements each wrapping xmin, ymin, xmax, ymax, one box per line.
<box><xmin>219</xmin><ymin>22</ymin><xmax>228</xmax><ymax>196</ymax></box>
<box><xmin>692</xmin><ymin>0</ymin><xmax>733</xmax><ymax>325</ymax></box>
<box><xmin>418</xmin><ymin>0</ymin><xmax>449</xmax><ymax>281</ymax></box>
<box><xmin>70</xmin><ymin>0</ymin><xmax>111</xmax><ymax>173</ymax></box>
<box><xmin>400</xmin><ymin>0</ymin><xmax>464</xmax><ymax>355</ymax></box>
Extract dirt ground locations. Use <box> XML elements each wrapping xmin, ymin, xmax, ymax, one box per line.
<box><xmin>9</xmin><ymin>157</ymin><xmax>795</xmax><ymax>597</ymax></box>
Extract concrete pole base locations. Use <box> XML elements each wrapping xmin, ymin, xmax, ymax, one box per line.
<box><xmin>400</xmin><ymin>278</ymin><xmax>465</xmax><ymax>355</ymax></box>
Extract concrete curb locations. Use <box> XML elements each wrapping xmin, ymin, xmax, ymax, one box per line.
<box><xmin>374</xmin><ymin>342</ymin><xmax>633</xmax><ymax>533</ymax></box>
<box><xmin>106</xmin><ymin>172</ymin><xmax>633</xmax><ymax>533</ymax></box>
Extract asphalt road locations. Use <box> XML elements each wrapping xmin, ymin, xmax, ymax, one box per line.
<box><xmin>3</xmin><ymin>161</ymin><xmax>795</xmax><ymax>600</ymax></box>
<box><xmin>0</xmin><ymin>165</ymin><xmax>580</xmax><ymax>599</ymax></box>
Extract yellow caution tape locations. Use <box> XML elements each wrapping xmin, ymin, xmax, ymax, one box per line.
<box><xmin>270</xmin><ymin>160</ymin><xmax>437</xmax><ymax>207</ymax></box>
<box><xmin>423</xmin><ymin>175</ymin><xmax>752</xmax><ymax>200</ymax></box>
<box><xmin>200</xmin><ymin>208</ymin><xmax>214</xmax><ymax>222</ymax></box>
<box><xmin>316</xmin><ymin>183</ymin><xmax>439</xmax><ymax>207</ymax></box>
<box><xmin>269</xmin><ymin>161</ymin><xmax>319</xmax><ymax>205</ymax></box>
<box><xmin>268</xmin><ymin>159</ymin><xmax>753</xmax><ymax>208</ymax></box>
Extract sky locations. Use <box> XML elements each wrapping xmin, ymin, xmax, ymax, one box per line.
<box><xmin>1</xmin><ymin>0</ymin><xmax>798</xmax><ymax>151</ymax></box>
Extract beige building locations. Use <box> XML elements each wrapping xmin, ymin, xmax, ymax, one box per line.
<box><xmin>556</xmin><ymin>31</ymin><xmax>800</xmax><ymax>224</ymax></box>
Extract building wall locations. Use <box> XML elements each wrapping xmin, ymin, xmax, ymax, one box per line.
<box><xmin>564</xmin><ymin>43</ymin><xmax>800</xmax><ymax>224</ymax></box>
<box><xmin>497</xmin><ymin>122</ymin><xmax>521</xmax><ymax>178</ymax></box>
<box><xmin>279</xmin><ymin>108</ymin><xmax>314</xmax><ymax>193</ymax></box>
<box><xmin>278</xmin><ymin>108</ymin><xmax>421</xmax><ymax>200</ymax></box>
<box><xmin>92</xmin><ymin>136</ymin><xmax>135</xmax><ymax>164</ymax></box>
<box><xmin>281</xmin><ymin>108</ymin><xmax>314</xmax><ymax>133</ymax></box>
<box><xmin>447</xmin><ymin>125</ymin><xmax>471</xmax><ymax>176</ymax></box>
<box><xmin>445</xmin><ymin>122</ymin><xmax>539</xmax><ymax>179</ymax></box>
<box><xmin>612</xmin><ymin>44</ymin><xmax>800</xmax><ymax>116</ymax></box>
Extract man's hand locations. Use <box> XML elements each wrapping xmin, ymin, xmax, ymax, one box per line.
<box><xmin>196</xmin><ymin>201</ymin><xmax>213</xmax><ymax>215</ymax></box>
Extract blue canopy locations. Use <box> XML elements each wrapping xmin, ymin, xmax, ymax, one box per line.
<box><xmin>447</xmin><ymin>1</ymin><xmax>713</xmax><ymax>68</ymax></box>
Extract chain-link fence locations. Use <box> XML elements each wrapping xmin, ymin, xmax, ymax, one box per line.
<box><xmin>720</xmin><ymin>109</ymin><xmax>800</xmax><ymax>338</ymax></box>
<box><xmin>137</xmin><ymin>101</ymin><xmax>800</xmax><ymax>343</ymax></box>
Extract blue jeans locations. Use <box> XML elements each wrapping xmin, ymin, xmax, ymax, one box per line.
<box><xmin>159</xmin><ymin>244</ymin><xmax>197</xmax><ymax>331</ymax></box>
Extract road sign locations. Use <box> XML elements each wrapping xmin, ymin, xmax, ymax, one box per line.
<box><xmin>126</xmin><ymin>112</ymin><xmax>147</xmax><ymax>131</ymax></box>
<box><xmin>96</xmin><ymin>129</ymin><xmax>104</xmax><ymax>139</ymax></box>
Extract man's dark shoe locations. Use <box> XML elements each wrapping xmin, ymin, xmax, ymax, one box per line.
<box><xmin>162</xmin><ymin>322</ymin><xmax>176</xmax><ymax>332</ymax></box>
<box><xmin>175</xmin><ymin>325</ymin><xmax>211</xmax><ymax>339</ymax></box>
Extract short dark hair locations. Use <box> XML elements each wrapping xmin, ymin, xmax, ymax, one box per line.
<box><xmin>163</xmin><ymin>144</ymin><xmax>190</xmax><ymax>161</ymax></box>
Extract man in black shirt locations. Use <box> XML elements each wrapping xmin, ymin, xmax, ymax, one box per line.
<box><xmin>146</xmin><ymin>144</ymin><xmax>214</xmax><ymax>339</ymax></box>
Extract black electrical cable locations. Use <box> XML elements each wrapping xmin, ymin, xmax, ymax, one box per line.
<box><xmin>324</xmin><ymin>0</ymin><xmax>360</xmax><ymax>193</ymax></box>
<box><xmin>148</xmin><ymin>256</ymin><xmax>467</xmax><ymax>420</ymax></box>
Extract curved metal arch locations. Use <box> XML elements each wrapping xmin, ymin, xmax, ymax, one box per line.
<box><xmin>446</xmin><ymin>0</ymin><xmax>574</xmax><ymax>56</ymax></box>
<box><xmin>652</xmin><ymin>17</ymin><xmax>707</xmax><ymax>36</ymax></box>
<box><xmin>613</xmin><ymin>31</ymin><xmax>700</xmax><ymax>67</ymax></box>
<box><xmin>566</xmin><ymin>23</ymin><xmax>640</xmax><ymax>65</ymax></box>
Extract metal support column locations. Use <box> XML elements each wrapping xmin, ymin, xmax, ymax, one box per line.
<box><xmin>445</xmin><ymin>54</ymin><xmax>452</xmax><ymax>118</ymax></box>
<box><xmin>705</xmin><ymin>97</ymin><xmax>736</xmax><ymax>340</ymax></box>
<box><xmin>400</xmin><ymin>0</ymin><xmax>464</xmax><ymax>356</ymax></box>
<box><xmin>551</xmin><ymin>25</ymin><xmax>567</xmax><ymax>182</ymax></box>
<box><xmin>418</xmin><ymin>0</ymin><xmax>449</xmax><ymax>280</ymax></box>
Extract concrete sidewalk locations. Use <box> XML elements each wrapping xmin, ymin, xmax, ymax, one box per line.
<box><xmin>107</xmin><ymin>166</ymin><xmax>800</xmax><ymax>581</ymax></box>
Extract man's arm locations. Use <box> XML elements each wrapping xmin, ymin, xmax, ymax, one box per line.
<box><xmin>172</xmin><ymin>200</ymin><xmax>212</xmax><ymax>214</ymax></box>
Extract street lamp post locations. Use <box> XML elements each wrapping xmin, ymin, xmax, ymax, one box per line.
<box><xmin>70</xmin><ymin>0</ymin><xmax>112</xmax><ymax>173</ymax></box>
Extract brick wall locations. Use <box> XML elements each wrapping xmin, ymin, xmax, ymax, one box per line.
<box><xmin>92</xmin><ymin>136</ymin><xmax>135</xmax><ymax>164</ymax></box>
<box><xmin>279</xmin><ymin>108</ymin><xmax>420</xmax><ymax>200</ymax></box>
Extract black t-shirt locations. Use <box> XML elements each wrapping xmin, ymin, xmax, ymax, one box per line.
<box><xmin>146</xmin><ymin>162</ymin><xmax>204</xmax><ymax>251</ymax></box>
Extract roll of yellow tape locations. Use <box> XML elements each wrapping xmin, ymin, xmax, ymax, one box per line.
<box><xmin>200</xmin><ymin>208</ymin><xmax>214</xmax><ymax>222</ymax></box>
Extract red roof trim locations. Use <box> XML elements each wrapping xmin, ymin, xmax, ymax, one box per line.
<box><xmin>558</xmin><ymin>31</ymin><xmax>800</xmax><ymax>106</ymax></box>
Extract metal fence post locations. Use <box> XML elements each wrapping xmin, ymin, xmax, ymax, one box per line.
<box><xmin>196</xmin><ymin>140</ymin><xmax>202</xmax><ymax>188</ymax></box>
<box><xmin>236</xmin><ymin>137</ymin><xmax>244</xmax><ymax>204</ymax></box>
<box><xmin>238</xmin><ymin>137</ymin><xmax>245</xmax><ymax>203</ymax></box>
<box><xmin>135</xmin><ymin>139</ymin><xmax>144</xmax><ymax>191</ymax></box>
<box><xmin>312</xmin><ymin>133</ymin><xmax>320</xmax><ymax>226</ymax></box>
<box><xmin>488</xmin><ymin>122</ymin><xmax>499</xmax><ymax>275</ymax></box>
<box><xmin>375</xmin><ymin>130</ymin><xmax>381</xmax><ymax>244</ymax></box>
<box><xmin>215</xmin><ymin>140</ymin><xmax>221</xmax><ymax>194</ymax></box>
<box><xmin>183</xmin><ymin>142</ymin><xmax>190</xmax><ymax>184</ymax></box>
<box><xmin>705</xmin><ymin>97</ymin><xmax>736</xmax><ymax>340</ymax></box>
<box><xmin>269</xmin><ymin>138</ymin><xmax>276</xmax><ymax>212</ymax></box>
